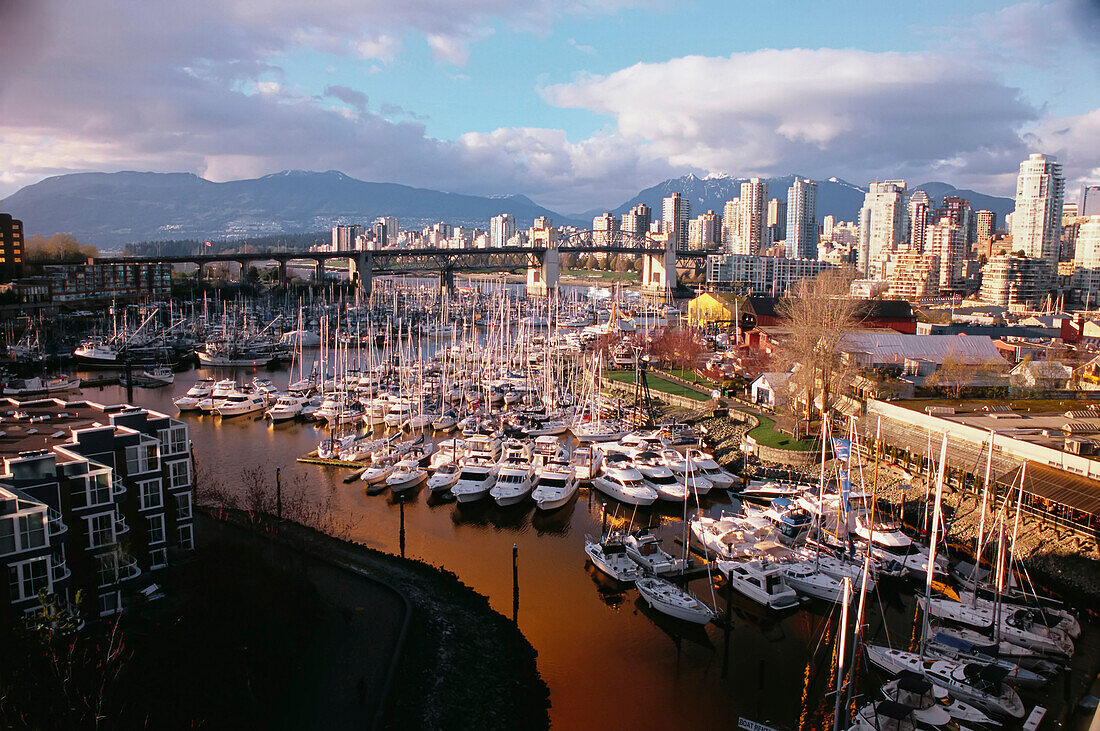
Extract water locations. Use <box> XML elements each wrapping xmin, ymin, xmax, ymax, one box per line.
<box><xmin>78</xmin><ymin>363</ymin><xmax>1092</xmax><ymax>730</ymax></box>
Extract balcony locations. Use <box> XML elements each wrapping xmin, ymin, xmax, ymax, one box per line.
<box><xmin>47</xmin><ymin>508</ymin><xmax>67</xmax><ymax>537</ymax></box>
<box><xmin>51</xmin><ymin>558</ymin><xmax>71</xmax><ymax>582</ymax></box>
<box><xmin>114</xmin><ymin>515</ymin><xmax>129</xmax><ymax>536</ymax></box>
<box><xmin>117</xmin><ymin>554</ymin><xmax>141</xmax><ymax>582</ymax></box>
<box><xmin>112</xmin><ymin>480</ymin><xmax>126</xmax><ymax>497</ymax></box>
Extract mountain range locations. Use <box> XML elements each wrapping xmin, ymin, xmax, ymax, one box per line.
<box><xmin>0</xmin><ymin>170</ymin><xmax>1015</xmax><ymax>247</ymax></box>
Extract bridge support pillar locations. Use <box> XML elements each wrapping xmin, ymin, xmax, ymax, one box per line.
<box><xmin>195</xmin><ymin>262</ymin><xmax>204</xmax><ymax>282</ymax></box>
<box><xmin>238</xmin><ymin>261</ymin><xmax>249</xmax><ymax>283</ymax></box>
<box><xmin>641</xmin><ymin>238</ymin><xmax>677</xmax><ymax>302</ymax></box>
<box><xmin>526</xmin><ymin>247</ymin><xmax>559</xmax><ymax>298</ymax></box>
<box><xmin>439</xmin><ymin>267</ymin><xmax>454</xmax><ymax>297</ymax></box>
<box><xmin>313</xmin><ymin>259</ymin><xmax>325</xmax><ymax>283</ymax></box>
<box><xmin>277</xmin><ymin>261</ymin><xmax>288</xmax><ymax>285</ymax></box>
<box><xmin>348</xmin><ymin>252</ymin><xmax>372</xmax><ymax>295</ymax></box>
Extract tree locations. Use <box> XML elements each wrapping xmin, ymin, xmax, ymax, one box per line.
<box><xmin>614</xmin><ymin>255</ymin><xmax>632</xmax><ymax>273</ymax></box>
<box><xmin>560</xmin><ymin>253</ymin><xmax>576</xmax><ymax>270</ymax></box>
<box><xmin>25</xmin><ymin>233</ymin><xmax>99</xmax><ymax>262</ymax></box>
<box><xmin>776</xmin><ymin>270</ymin><xmax>862</xmax><ymax>422</ymax></box>
<box><xmin>648</xmin><ymin>327</ymin><xmax>706</xmax><ymax>377</ymax></box>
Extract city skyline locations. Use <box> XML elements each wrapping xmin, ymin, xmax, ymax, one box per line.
<box><xmin>0</xmin><ymin>0</ymin><xmax>1098</xmax><ymax>213</ymax></box>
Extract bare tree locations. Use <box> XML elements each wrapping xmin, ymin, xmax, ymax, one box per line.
<box><xmin>923</xmin><ymin>354</ymin><xmax>1006</xmax><ymax>398</ymax></box>
<box><xmin>776</xmin><ymin>270</ymin><xmax>862</xmax><ymax>422</ymax></box>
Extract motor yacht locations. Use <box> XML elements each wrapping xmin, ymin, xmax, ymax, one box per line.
<box><xmin>659</xmin><ymin>449</ymin><xmax>713</xmax><ymax>496</ymax></box>
<box><xmin>490</xmin><ymin>455</ymin><xmax>537</xmax><ymax>507</ymax></box>
<box><xmin>624</xmin><ymin>530</ymin><xmax>687</xmax><ymax>576</ymax></box>
<box><xmin>173</xmin><ymin>378</ymin><xmax>215</xmax><ymax>411</ymax></box>
<box><xmin>584</xmin><ymin>532</ymin><xmax>644</xmax><ymax>583</ymax></box>
<box><xmin>214</xmin><ymin>390</ymin><xmax>267</xmax><ymax>418</ymax></box>
<box><xmin>531</xmin><ymin>462</ymin><xmax>579</xmax><ymax>511</ymax></box>
<box><xmin>265</xmin><ymin>395</ymin><xmax>306</xmax><ymax>422</ymax></box>
<box><xmin>569</xmin><ymin>445</ymin><xmax>603</xmax><ymax>481</ymax></box>
<box><xmin>386</xmin><ymin>459</ymin><xmax>426</xmax><ymax>493</ymax></box>
<box><xmin>633</xmin><ymin>451</ymin><xmax>688</xmax><ymax>502</ymax></box>
<box><xmin>360</xmin><ymin>457</ymin><xmax>396</xmax><ymax>486</ymax></box>
<box><xmin>717</xmin><ymin>559</ymin><xmax>800</xmax><ymax>610</ymax></box>
<box><xmin>427</xmin><ymin>462</ymin><xmax>461</xmax><ymax>492</ymax></box>
<box><xmin>591</xmin><ymin>454</ymin><xmax>657</xmax><ymax>506</ymax></box>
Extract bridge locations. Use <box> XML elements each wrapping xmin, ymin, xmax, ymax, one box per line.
<box><xmin>100</xmin><ymin>230</ymin><xmax>711</xmax><ymax>298</ymax></box>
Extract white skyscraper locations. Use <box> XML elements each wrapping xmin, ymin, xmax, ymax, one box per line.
<box><xmin>490</xmin><ymin>213</ymin><xmax>516</xmax><ymax>248</ymax></box>
<box><xmin>908</xmin><ymin>190</ymin><xmax>930</xmax><ymax>252</ymax></box>
<box><xmin>331</xmin><ymin>225</ymin><xmax>359</xmax><ymax>252</ymax></box>
<box><xmin>1011</xmin><ymin>153</ymin><xmax>1065</xmax><ymax>270</ymax></box>
<box><xmin>786</xmin><ymin>178</ymin><xmax>818</xmax><ymax>260</ymax></box>
<box><xmin>722</xmin><ymin>198</ymin><xmax>741</xmax><ymax>252</ymax></box>
<box><xmin>662</xmin><ymin>193</ymin><xmax>690</xmax><ymax>251</ymax></box>
<box><xmin>738</xmin><ymin>179</ymin><xmax>768</xmax><ymax>255</ymax></box>
<box><xmin>857</xmin><ymin>180</ymin><xmax>908</xmax><ymax>277</ymax></box>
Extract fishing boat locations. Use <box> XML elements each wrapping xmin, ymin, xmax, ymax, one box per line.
<box><xmin>3</xmin><ymin>375</ymin><xmax>82</xmax><ymax>397</ymax></box>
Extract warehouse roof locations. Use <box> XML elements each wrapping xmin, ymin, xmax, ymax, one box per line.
<box><xmin>840</xmin><ymin>333</ymin><xmax>1005</xmax><ymax>366</ymax></box>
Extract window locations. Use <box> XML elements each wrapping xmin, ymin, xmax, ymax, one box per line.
<box><xmin>98</xmin><ymin>590</ymin><xmax>120</xmax><ymax>617</ymax></box>
<box><xmin>8</xmin><ymin>557</ymin><xmax>50</xmax><ymax>601</ymax></box>
<box><xmin>147</xmin><ymin>514</ymin><xmax>165</xmax><ymax>545</ymax></box>
<box><xmin>175</xmin><ymin>492</ymin><xmax>192</xmax><ymax>521</ymax></box>
<box><xmin>150</xmin><ymin>547</ymin><xmax>167</xmax><ymax>569</ymax></box>
<box><xmin>161</xmin><ymin>425</ymin><xmax>188</xmax><ymax>455</ymax></box>
<box><xmin>124</xmin><ymin>443</ymin><xmax>159</xmax><ymax>475</ymax></box>
<box><xmin>0</xmin><ymin>517</ymin><xmax>14</xmax><ymax>554</ymax></box>
<box><xmin>96</xmin><ymin>552</ymin><xmax>119</xmax><ymax>586</ymax></box>
<box><xmin>87</xmin><ymin>512</ymin><xmax>115</xmax><ymax>549</ymax></box>
<box><xmin>178</xmin><ymin>524</ymin><xmax>194</xmax><ymax>551</ymax></box>
<box><xmin>138</xmin><ymin>479</ymin><xmax>162</xmax><ymax>510</ymax></box>
<box><xmin>167</xmin><ymin>460</ymin><xmax>191</xmax><ymax>489</ymax></box>
<box><xmin>18</xmin><ymin>514</ymin><xmax>45</xmax><ymax>550</ymax></box>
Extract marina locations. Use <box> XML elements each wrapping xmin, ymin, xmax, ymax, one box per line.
<box><xmin>58</xmin><ymin>323</ymin><xmax>1097</xmax><ymax>730</ymax></box>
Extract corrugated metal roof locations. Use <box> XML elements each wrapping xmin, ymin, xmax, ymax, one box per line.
<box><xmin>1001</xmin><ymin>462</ymin><xmax>1100</xmax><ymax>517</ymax></box>
<box><xmin>840</xmin><ymin>333</ymin><xmax>1004</xmax><ymax>366</ymax></box>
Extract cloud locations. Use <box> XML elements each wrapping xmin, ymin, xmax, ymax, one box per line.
<box><xmin>324</xmin><ymin>85</ymin><xmax>369</xmax><ymax>111</ymax></box>
<box><xmin>542</xmin><ymin>48</ymin><xmax>1063</xmax><ymax>194</ymax></box>
<box><xmin>354</xmin><ymin>34</ymin><xmax>402</xmax><ymax>63</ymax></box>
<box><xmin>568</xmin><ymin>38</ymin><xmax>596</xmax><ymax>55</ymax></box>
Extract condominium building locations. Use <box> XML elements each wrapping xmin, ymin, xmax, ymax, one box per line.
<box><xmin>42</xmin><ymin>262</ymin><xmax>171</xmax><ymax>304</ymax></box>
<box><xmin>1082</xmin><ymin>185</ymin><xmax>1100</xmax><ymax>217</ymax></box>
<box><xmin>1011</xmin><ymin>153</ymin><xmax>1065</xmax><ymax>270</ymax></box>
<box><xmin>490</xmin><ymin>213</ymin><xmax>516</xmax><ymax>248</ymax></box>
<box><xmin>688</xmin><ymin>210</ymin><xmax>721</xmax><ymax>250</ymax></box>
<box><xmin>822</xmin><ymin>215</ymin><xmax>835</xmax><ymax>241</ymax></box>
<box><xmin>927</xmin><ymin>219</ymin><xmax>967</xmax><ymax>293</ymax></box>
<box><xmin>0</xmin><ymin>214</ymin><xmax>25</xmax><ymax>282</ymax></box>
<box><xmin>858</xmin><ymin>181</ymin><xmax>908</xmax><ymax>277</ymax></box>
<box><xmin>738</xmin><ymin>179</ymin><xmax>768</xmax><ymax>256</ymax></box>
<box><xmin>974</xmin><ymin>210</ymin><xmax>996</xmax><ymax>247</ymax></box>
<box><xmin>786</xmin><ymin>178</ymin><xmax>818</xmax><ymax>260</ymax></box>
<box><xmin>662</xmin><ymin>193</ymin><xmax>691</xmax><ymax>251</ymax></box>
<box><xmin>766</xmin><ymin>198</ymin><xmax>787</xmax><ymax>244</ymax></box>
<box><xmin>621</xmin><ymin>204</ymin><xmax>651</xmax><ymax>241</ymax></box>
<box><xmin>706</xmin><ymin>253</ymin><xmax>833</xmax><ymax>296</ymax></box>
<box><xmin>0</xmin><ymin>400</ymin><xmax>194</xmax><ymax>624</ymax></box>
<box><xmin>331</xmin><ymin>225</ymin><xmax>359</xmax><ymax>252</ymax></box>
<box><xmin>979</xmin><ymin>254</ymin><xmax>1051</xmax><ymax>310</ymax></box>
<box><xmin>907</xmin><ymin>191</ymin><xmax>930</xmax><ymax>252</ymax></box>
<box><xmin>592</xmin><ymin>212</ymin><xmax>619</xmax><ymax>249</ymax></box>
<box><xmin>887</xmin><ymin>251</ymin><xmax>941</xmax><ymax>301</ymax></box>
<box><xmin>1071</xmin><ymin>216</ymin><xmax>1100</xmax><ymax>304</ymax></box>
<box><xmin>722</xmin><ymin>198</ymin><xmax>741</xmax><ymax>252</ymax></box>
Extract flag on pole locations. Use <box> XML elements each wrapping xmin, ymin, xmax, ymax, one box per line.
<box><xmin>204</xmin><ymin>241</ymin><xmax>212</xmax><ymax>247</ymax></box>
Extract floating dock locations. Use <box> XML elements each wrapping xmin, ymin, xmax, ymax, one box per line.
<box><xmin>297</xmin><ymin>450</ymin><xmax>366</xmax><ymax>468</ymax></box>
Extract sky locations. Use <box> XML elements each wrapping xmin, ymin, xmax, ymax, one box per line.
<box><xmin>0</xmin><ymin>0</ymin><xmax>1098</xmax><ymax>214</ymax></box>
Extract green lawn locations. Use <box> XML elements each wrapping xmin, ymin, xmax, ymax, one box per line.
<box><xmin>743</xmin><ymin>410</ymin><xmax>819</xmax><ymax>451</ymax></box>
<box><xmin>654</xmin><ymin>368</ymin><xmax>720</xmax><ymax>390</ymax></box>
<box><xmin>606</xmin><ymin>370</ymin><xmax>711</xmax><ymax>402</ymax></box>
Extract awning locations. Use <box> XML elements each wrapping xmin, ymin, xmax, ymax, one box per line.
<box><xmin>1000</xmin><ymin>462</ymin><xmax>1100</xmax><ymax>518</ymax></box>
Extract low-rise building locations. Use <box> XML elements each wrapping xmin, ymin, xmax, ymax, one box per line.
<box><xmin>0</xmin><ymin>399</ymin><xmax>194</xmax><ymax>624</ymax></box>
<box><xmin>705</xmin><ymin>254</ymin><xmax>833</xmax><ymax>296</ymax></box>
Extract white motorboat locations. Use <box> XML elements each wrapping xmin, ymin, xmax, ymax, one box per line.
<box><xmin>633</xmin><ymin>451</ymin><xmax>688</xmax><ymax>502</ymax></box>
<box><xmin>847</xmin><ymin>701</ymin><xmax>919</xmax><ymax>731</ymax></box>
<box><xmin>136</xmin><ymin>366</ymin><xmax>174</xmax><ymax>388</ymax></box>
<box><xmin>659</xmin><ymin>449</ymin><xmax>714</xmax><ymax>496</ymax></box>
<box><xmin>689</xmin><ymin>513</ymin><xmax>772</xmax><ymax>561</ymax></box>
<box><xmin>451</xmin><ymin>461</ymin><xmax>499</xmax><ymax>503</ymax></box>
<box><xmin>737</xmin><ymin>480</ymin><xmax>807</xmax><ymax>502</ymax></box>
<box><xmin>852</xmin><ymin>512</ymin><xmax>946</xmax><ymax>579</ymax></box>
<box><xmin>386</xmin><ymin>459</ymin><xmax>426</xmax><ymax>493</ymax></box>
<box><xmin>173</xmin><ymin>378</ymin><xmax>215</xmax><ymax>411</ymax></box>
<box><xmin>383</xmin><ymin>399</ymin><xmax>413</xmax><ymax>428</ymax></box>
<box><xmin>864</xmin><ymin>646</ymin><xmax>1026</xmax><ymax>719</ymax></box>
<box><xmin>585</xmin><ymin>532</ymin><xmax>644</xmax><ymax>583</ymax></box>
<box><xmin>490</xmin><ymin>459</ymin><xmax>537</xmax><ymax>507</ymax></box>
<box><xmin>431</xmin><ymin>438</ymin><xmax>466</xmax><ymax>470</ymax></box>
<box><xmin>265</xmin><ymin>395</ymin><xmax>305</xmax><ymax>421</ymax></box>
<box><xmin>531</xmin><ymin>462</ymin><xmax>579</xmax><ymax>511</ymax></box>
<box><xmin>781</xmin><ymin>562</ymin><xmax>849</xmax><ymax>603</ymax></box>
<box><xmin>360</xmin><ymin>457</ymin><xmax>396</xmax><ymax>486</ymax></box>
<box><xmin>196</xmin><ymin>378</ymin><xmax>237</xmax><ymax>413</ymax></box>
<box><xmin>569</xmin><ymin>445</ymin><xmax>603</xmax><ymax>481</ymax></box>
<box><xmin>923</xmin><ymin>631</ymin><xmax>1051</xmax><ymax>688</ymax></box>
<box><xmin>531</xmin><ymin>435</ymin><xmax>567</xmax><ymax>472</ymax></box>
<box><xmin>636</xmin><ymin>577</ymin><xmax>715</xmax><ymax>625</ymax></box>
<box><xmin>591</xmin><ymin>454</ymin><xmax>657</xmax><ymax>506</ymax></box>
<box><xmin>717</xmin><ymin>560</ymin><xmax>800</xmax><ymax>611</ymax></box>
<box><xmin>681</xmin><ymin>447</ymin><xmax>736</xmax><ymax>489</ymax></box>
<box><xmin>427</xmin><ymin>462</ymin><xmax>461</xmax><ymax>492</ymax></box>
<box><xmin>213</xmin><ymin>390</ymin><xmax>267</xmax><ymax>418</ymax></box>
<box><xmin>624</xmin><ymin>530</ymin><xmax>687</xmax><ymax>576</ymax></box>
<box><xmin>3</xmin><ymin>375</ymin><xmax>83</xmax><ymax>397</ymax></box>
<box><xmin>957</xmin><ymin>589</ymin><xmax>1080</xmax><ymax>639</ymax></box>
